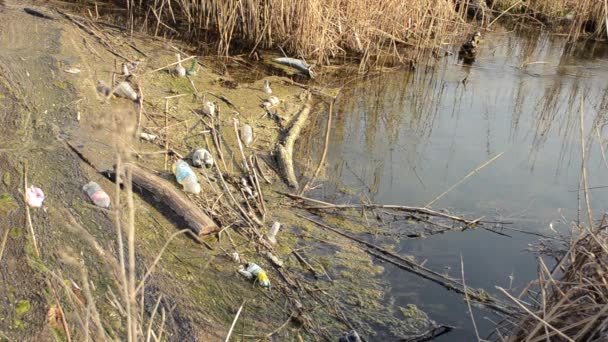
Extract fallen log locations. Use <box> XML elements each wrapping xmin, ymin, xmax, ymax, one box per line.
<box><xmin>275</xmin><ymin>99</ymin><xmax>312</xmax><ymax>188</ymax></box>
<box><xmin>118</xmin><ymin>163</ymin><xmax>219</xmax><ymax>236</ymax></box>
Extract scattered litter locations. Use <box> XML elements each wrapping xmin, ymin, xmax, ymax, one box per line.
<box><xmin>122</xmin><ymin>63</ymin><xmax>130</xmax><ymax>77</ymax></box>
<box><xmin>261</xmin><ymin>101</ymin><xmax>272</xmax><ymax>110</ymax></box>
<box><xmin>172</xmin><ymin>159</ymin><xmax>201</xmax><ymax>194</ymax></box>
<box><xmin>274</xmin><ymin>57</ymin><xmax>315</xmax><ymax>78</ymax></box>
<box><xmin>187</xmin><ymin>59</ymin><xmax>197</xmax><ymax>76</ymax></box>
<box><xmin>82</xmin><ymin>181</ymin><xmax>111</xmax><ymax>208</ymax></box>
<box><xmin>266</xmin><ymin>221</ymin><xmax>281</xmax><ymax>245</ymax></box>
<box><xmin>241</xmin><ymin>124</ymin><xmax>253</xmax><ymax>146</ymax></box>
<box><xmin>26</xmin><ymin>186</ymin><xmax>44</xmax><ymax>208</ymax></box>
<box><xmin>114</xmin><ymin>82</ymin><xmax>138</xmax><ymax>101</ymax></box>
<box><xmin>202</xmin><ymin>101</ymin><xmax>215</xmax><ymax>117</ymax></box>
<box><xmin>232</xmin><ymin>252</ymin><xmax>241</xmax><ymax>263</ymax></box>
<box><xmin>64</xmin><ymin>67</ymin><xmax>81</xmax><ymax>74</ymax></box>
<box><xmin>338</xmin><ymin>330</ymin><xmax>362</xmax><ymax>342</ymax></box>
<box><xmin>263</xmin><ymin>80</ymin><xmax>272</xmax><ymax>94</ymax></box>
<box><xmin>191</xmin><ymin>148</ymin><xmax>213</xmax><ymax>168</ymax></box>
<box><xmin>268</xmin><ymin>96</ymin><xmax>280</xmax><ymax>106</ymax></box>
<box><xmin>76</xmin><ymin>111</ymin><xmax>80</xmax><ymax>121</ymax></box>
<box><xmin>266</xmin><ymin>251</ymin><xmax>283</xmax><ymax>267</ymax></box>
<box><xmin>96</xmin><ymin>80</ymin><xmax>111</xmax><ymax>97</ymax></box>
<box><xmin>240</xmin><ymin>178</ymin><xmax>257</xmax><ymax>199</ymax></box>
<box><xmin>139</xmin><ymin>132</ymin><xmax>157</xmax><ymax>142</ymax></box>
<box><xmin>174</xmin><ymin>54</ymin><xmax>186</xmax><ymax>77</ymax></box>
<box><xmin>238</xmin><ymin>262</ymin><xmax>270</xmax><ymax>288</ymax></box>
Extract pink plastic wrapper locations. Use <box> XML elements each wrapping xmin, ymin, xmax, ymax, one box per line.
<box><xmin>26</xmin><ymin>186</ymin><xmax>45</xmax><ymax>208</ymax></box>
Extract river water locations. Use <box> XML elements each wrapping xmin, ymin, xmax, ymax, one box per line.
<box><xmin>305</xmin><ymin>30</ymin><xmax>608</xmax><ymax>340</ymax></box>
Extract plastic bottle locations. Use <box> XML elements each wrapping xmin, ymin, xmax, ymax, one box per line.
<box><xmin>241</xmin><ymin>124</ymin><xmax>253</xmax><ymax>146</ymax></box>
<box><xmin>202</xmin><ymin>101</ymin><xmax>215</xmax><ymax>117</ymax></box>
<box><xmin>82</xmin><ymin>181</ymin><xmax>111</xmax><ymax>208</ymax></box>
<box><xmin>26</xmin><ymin>186</ymin><xmax>44</xmax><ymax>208</ymax></box>
<box><xmin>246</xmin><ymin>262</ymin><xmax>270</xmax><ymax>288</ymax></box>
<box><xmin>191</xmin><ymin>148</ymin><xmax>213</xmax><ymax>168</ymax></box>
<box><xmin>172</xmin><ymin>160</ymin><xmax>201</xmax><ymax>194</ymax></box>
<box><xmin>174</xmin><ymin>54</ymin><xmax>186</xmax><ymax>77</ymax></box>
<box><xmin>266</xmin><ymin>221</ymin><xmax>281</xmax><ymax>245</ymax></box>
<box><xmin>262</xmin><ymin>80</ymin><xmax>272</xmax><ymax>94</ymax></box>
<box><xmin>268</xmin><ymin>96</ymin><xmax>280</xmax><ymax>106</ymax></box>
<box><xmin>115</xmin><ymin>82</ymin><xmax>138</xmax><ymax>101</ymax></box>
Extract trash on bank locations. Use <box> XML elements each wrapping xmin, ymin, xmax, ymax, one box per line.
<box><xmin>238</xmin><ymin>262</ymin><xmax>270</xmax><ymax>288</ymax></box>
<box><xmin>274</xmin><ymin>57</ymin><xmax>315</xmax><ymax>78</ymax></box>
<box><xmin>26</xmin><ymin>186</ymin><xmax>44</xmax><ymax>208</ymax></box>
<box><xmin>139</xmin><ymin>132</ymin><xmax>157</xmax><ymax>142</ymax></box>
<box><xmin>241</xmin><ymin>124</ymin><xmax>253</xmax><ymax>146</ymax></box>
<box><xmin>266</xmin><ymin>251</ymin><xmax>283</xmax><ymax>267</ymax></box>
<box><xmin>202</xmin><ymin>101</ymin><xmax>215</xmax><ymax>117</ymax></box>
<box><xmin>114</xmin><ymin>81</ymin><xmax>138</xmax><ymax>101</ymax></box>
<box><xmin>191</xmin><ymin>148</ymin><xmax>213</xmax><ymax>168</ymax></box>
<box><xmin>64</xmin><ymin>67</ymin><xmax>81</xmax><ymax>74</ymax></box>
<box><xmin>174</xmin><ymin>53</ymin><xmax>186</xmax><ymax>77</ymax></box>
<box><xmin>263</xmin><ymin>80</ymin><xmax>272</xmax><ymax>94</ymax></box>
<box><xmin>338</xmin><ymin>330</ymin><xmax>362</xmax><ymax>342</ymax></box>
<box><xmin>82</xmin><ymin>181</ymin><xmax>111</xmax><ymax>208</ymax></box>
<box><xmin>266</xmin><ymin>221</ymin><xmax>281</xmax><ymax>245</ymax></box>
<box><xmin>268</xmin><ymin>96</ymin><xmax>280</xmax><ymax>106</ymax></box>
<box><xmin>172</xmin><ymin>159</ymin><xmax>201</xmax><ymax>194</ymax></box>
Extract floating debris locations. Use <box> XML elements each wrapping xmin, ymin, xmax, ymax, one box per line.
<box><xmin>26</xmin><ymin>186</ymin><xmax>44</xmax><ymax>208</ymax></box>
<box><xmin>274</xmin><ymin>57</ymin><xmax>315</xmax><ymax>78</ymax></box>
<box><xmin>114</xmin><ymin>81</ymin><xmax>138</xmax><ymax>101</ymax></box>
<box><xmin>459</xmin><ymin>31</ymin><xmax>481</xmax><ymax>63</ymax></box>
<box><xmin>191</xmin><ymin>148</ymin><xmax>213</xmax><ymax>168</ymax></box>
<box><xmin>82</xmin><ymin>181</ymin><xmax>111</xmax><ymax>208</ymax></box>
<box><xmin>139</xmin><ymin>132</ymin><xmax>157</xmax><ymax>142</ymax></box>
<box><xmin>64</xmin><ymin>67</ymin><xmax>81</xmax><ymax>74</ymax></box>
<box><xmin>202</xmin><ymin>101</ymin><xmax>215</xmax><ymax>117</ymax></box>
<box><xmin>172</xmin><ymin>160</ymin><xmax>201</xmax><ymax>194</ymax></box>
<box><xmin>241</xmin><ymin>124</ymin><xmax>253</xmax><ymax>146</ymax></box>
<box><xmin>266</xmin><ymin>221</ymin><xmax>281</xmax><ymax>245</ymax></box>
<box><xmin>262</xmin><ymin>80</ymin><xmax>272</xmax><ymax>94</ymax></box>
<box><xmin>174</xmin><ymin>53</ymin><xmax>186</xmax><ymax>77</ymax></box>
<box><xmin>238</xmin><ymin>262</ymin><xmax>270</xmax><ymax>288</ymax></box>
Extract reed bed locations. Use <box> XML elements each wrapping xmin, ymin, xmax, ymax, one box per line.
<box><xmin>498</xmin><ymin>223</ymin><xmax>608</xmax><ymax>341</ymax></box>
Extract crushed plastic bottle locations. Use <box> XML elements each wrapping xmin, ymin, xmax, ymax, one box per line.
<box><xmin>172</xmin><ymin>160</ymin><xmax>201</xmax><ymax>194</ymax></box>
<box><xmin>191</xmin><ymin>148</ymin><xmax>213</xmax><ymax>168</ymax></box>
<box><xmin>241</xmin><ymin>124</ymin><xmax>253</xmax><ymax>146</ymax></box>
<box><xmin>122</xmin><ymin>63</ymin><xmax>130</xmax><ymax>77</ymax></box>
<box><xmin>242</xmin><ymin>262</ymin><xmax>270</xmax><ymax>288</ymax></box>
<box><xmin>174</xmin><ymin>54</ymin><xmax>186</xmax><ymax>77</ymax></box>
<box><xmin>268</xmin><ymin>96</ymin><xmax>280</xmax><ymax>106</ymax></box>
<box><xmin>266</xmin><ymin>221</ymin><xmax>281</xmax><ymax>245</ymax></box>
<box><xmin>262</xmin><ymin>80</ymin><xmax>272</xmax><ymax>94</ymax></box>
<box><xmin>82</xmin><ymin>181</ymin><xmax>111</xmax><ymax>208</ymax></box>
<box><xmin>202</xmin><ymin>101</ymin><xmax>215</xmax><ymax>117</ymax></box>
<box><xmin>187</xmin><ymin>59</ymin><xmax>197</xmax><ymax>76</ymax></box>
<box><xmin>25</xmin><ymin>186</ymin><xmax>44</xmax><ymax>208</ymax></box>
<box><xmin>114</xmin><ymin>82</ymin><xmax>138</xmax><ymax>101</ymax></box>
<box><xmin>338</xmin><ymin>330</ymin><xmax>362</xmax><ymax>342</ymax></box>
<box><xmin>140</xmin><ymin>132</ymin><xmax>157</xmax><ymax>142</ymax></box>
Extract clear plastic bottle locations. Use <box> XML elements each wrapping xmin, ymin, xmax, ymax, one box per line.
<box><xmin>191</xmin><ymin>148</ymin><xmax>213</xmax><ymax>168</ymax></box>
<box><xmin>241</xmin><ymin>124</ymin><xmax>253</xmax><ymax>146</ymax></box>
<box><xmin>82</xmin><ymin>181</ymin><xmax>111</xmax><ymax>208</ymax></box>
<box><xmin>172</xmin><ymin>160</ymin><xmax>201</xmax><ymax>194</ymax></box>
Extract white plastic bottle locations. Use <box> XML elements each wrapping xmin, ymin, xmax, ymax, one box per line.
<box><xmin>241</xmin><ymin>124</ymin><xmax>253</xmax><ymax>146</ymax></box>
<box><xmin>172</xmin><ymin>160</ymin><xmax>201</xmax><ymax>194</ymax></box>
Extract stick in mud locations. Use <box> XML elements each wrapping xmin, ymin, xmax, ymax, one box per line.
<box><xmin>114</xmin><ymin>163</ymin><xmax>219</xmax><ymax>236</ymax></box>
<box><xmin>275</xmin><ymin>97</ymin><xmax>312</xmax><ymax>188</ymax></box>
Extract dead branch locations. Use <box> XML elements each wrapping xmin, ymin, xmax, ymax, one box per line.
<box><xmin>275</xmin><ymin>98</ymin><xmax>312</xmax><ymax>188</ymax></box>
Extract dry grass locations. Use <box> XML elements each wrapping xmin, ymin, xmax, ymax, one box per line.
<box><xmin>498</xmin><ymin>223</ymin><xmax>608</xmax><ymax>341</ymax></box>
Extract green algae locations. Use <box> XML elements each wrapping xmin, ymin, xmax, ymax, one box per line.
<box><xmin>14</xmin><ymin>300</ymin><xmax>30</xmax><ymax>316</ymax></box>
<box><xmin>0</xmin><ymin>193</ymin><xmax>17</xmax><ymax>217</ymax></box>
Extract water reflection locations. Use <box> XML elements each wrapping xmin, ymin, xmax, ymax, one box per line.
<box><xmin>304</xmin><ymin>30</ymin><xmax>608</xmax><ymax>340</ymax></box>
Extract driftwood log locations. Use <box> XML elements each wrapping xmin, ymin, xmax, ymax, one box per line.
<box><xmin>119</xmin><ymin>163</ymin><xmax>219</xmax><ymax>236</ymax></box>
<box><xmin>275</xmin><ymin>100</ymin><xmax>312</xmax><ymax>188</ymax></box>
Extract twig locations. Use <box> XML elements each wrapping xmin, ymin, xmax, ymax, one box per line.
<box><xmin>23</xmin><ymin>164</ymin><xmax>41</xmax><ymax>258</ymax></box>
<box><xmin>426</xmin><ymin>151</ymin><xmax>504</xmax><ymax>208</ymax></box>
<box><xmin>0</xmin><ymin>228</ymin><xmax>9</xmax><ymax>264</ymax></box>
<box><xmin>299</xmin><ymin>98</ymin><xmax>334</xmax><ymax>195</ymax></box>
<box><xmin>487</xmin><ymin>0</ymin><xmax>524</xmax><ymax>28</ymax></box>
<box><xmin>461</xmin><ymin>255</ymin><xmax>482</xmax><ymax>342</ymax></box>
<box><xmin>496</xmin><ymin>287</ymin><xmax>574</xmax><ymax>341</ymax></box>
<box><xmin>146</xmin><ymin>55</ymin><xmax>196</xmax><ymax>74</ymax></box>
<box><xmin>579</xmin><ymin>99</ymin><xmax>593</xmax><ymax>228</ymax></box>
<box><xmin>293</xmin><ymin>250</ymin><xmax>319</xmax><ymax>278</ymax></box>
<box><xmin>225</xmin><ymin>300</ymin><xmax>246</xmax><ymax>342</ymax></box>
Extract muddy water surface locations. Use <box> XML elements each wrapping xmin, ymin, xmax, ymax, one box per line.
<box><xmin>308</xmin><ymin>31</ymin><xmax>608</xmax><ymax>339</ymax></box>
